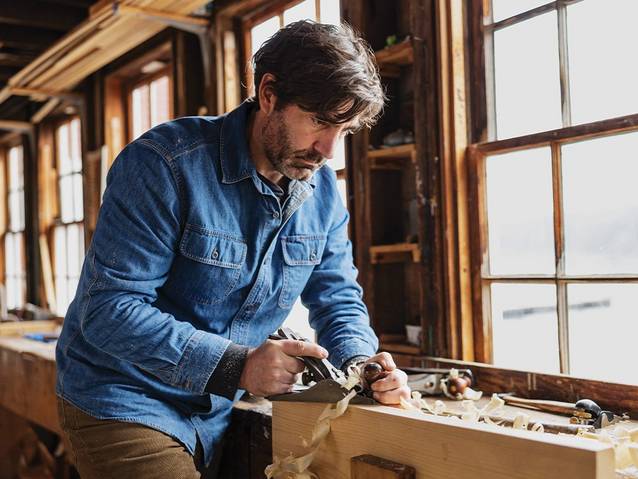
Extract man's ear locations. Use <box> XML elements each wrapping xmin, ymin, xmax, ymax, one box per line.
<box><xmin>257</xmin><ymin>73</ymin><xmax>278</xmax><ymax>114</ymax></box>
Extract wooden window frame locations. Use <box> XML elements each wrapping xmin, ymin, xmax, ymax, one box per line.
<box><xmin>453</xmin><ymin>0</ymin><xmax>638</xmax><ymax>413</ymax></box>
<box><xmin>125</xmin><ymin>66</ymin><xmax>174</xmax><ymax>143</ymax></box>
<box><xmin>1</xmin><ymin>141</ymin><xmax>27</xmax><ymax>310</ymax></box>
<box><xmin>52</xmin><ymin>116</ymin><xmax>84</xmax><ymax>316</ymax></box>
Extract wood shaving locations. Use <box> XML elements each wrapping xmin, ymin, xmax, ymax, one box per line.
<box><xmin>266</xmin><ymin>387</ymin><xmax>358</xmax><ymax>478</ymax></box>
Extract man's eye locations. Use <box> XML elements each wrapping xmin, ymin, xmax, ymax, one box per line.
<box><xmin>312</xmin><ymin>117</ymin><xmax>327</xmax><ymax>127</ymax></box>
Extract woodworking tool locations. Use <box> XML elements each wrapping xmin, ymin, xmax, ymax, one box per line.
<box><xmin>403</xmin><ymin>367</ymin><xmax>474</xmax><ymax>396</ymax></box>
<box><xmin>499</xmin><ymin>394</ymin><xmax>628</xmax><ymax>429</ymax></box>
<box><xmin>267</xmin><ymin>327</ymin><xmax>383</xmax><ymax>404</ymax></box>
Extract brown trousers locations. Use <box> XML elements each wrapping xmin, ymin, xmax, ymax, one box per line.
<box><xmin>58</xmin><ymin>398</ymin><xmax>217</xmax><ymax>479</ymax></box>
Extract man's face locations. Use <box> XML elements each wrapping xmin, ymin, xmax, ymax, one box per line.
<box><xmin>261</xmin><ymin>103</ymin><xmax>359</xmax><ymax>181</ymax></box>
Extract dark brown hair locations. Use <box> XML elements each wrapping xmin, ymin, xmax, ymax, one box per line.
<box><xmin>251</xmin><ymin>20</ymin><xmax>385</xmax><ymax>129</ymax></box>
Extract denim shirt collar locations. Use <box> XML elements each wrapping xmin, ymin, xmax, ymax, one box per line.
<box><xmin>219</xmin><ymin>99</ymin><xmax>316</xmax><ymax>189</ymax></box>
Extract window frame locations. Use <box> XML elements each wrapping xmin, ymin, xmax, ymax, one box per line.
<box><xmin>466</xmin><ymin>0</ymin><xmax>638</xmax><ymax>385</ymax></box>
<box><xmin>125</xmin><ymin>66</ymin><xmax>173</xmax><ymax>142</ymax></box>
<box><xmin>1</xmin><ymin>141</ymin><xmax>27</xmax><ymax>310</ymax></box>
<box><xmin>51</xmin><ymin>116</ymin><xmax>85</xmax><ymax>317</ymax></box>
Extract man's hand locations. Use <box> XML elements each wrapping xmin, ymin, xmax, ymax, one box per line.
<box><xmin>239</xmin><ymin>339</ymin><xmax>328</xmax><ymax>397</ymax></box>
<box><xmin>363</xmin><ymin>352</ymin><xmax>410</xmax><ymax>405</ymax></box>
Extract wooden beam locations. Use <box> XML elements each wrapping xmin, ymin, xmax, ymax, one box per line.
<box><xmin>30</xmin><ymin>98</ymin><xmax>60</xmax><ymax>124</ymax></box>
<box><xmin>273</xmin><ymin>401</ymin><xmax>615</xmax><ymax>479</ymax></box>
<box><xmin>0</xmin><ymin>3</ymin><xmax>86</xmax><ymax>31</ymax></box>
<box><xmin>0</xmin><ymin>120</ymin><xmax>31</xmax><ymax>132</ymax></box>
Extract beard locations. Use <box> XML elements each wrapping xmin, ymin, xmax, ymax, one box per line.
<box><xmin>262</xmin><ymin>111</ymin><xmax>327</xmax><ymax>181</ymax></box>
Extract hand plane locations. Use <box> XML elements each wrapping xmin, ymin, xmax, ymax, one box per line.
<box><xmin>403</xmin><ymin>367</ymin><xmax>474</xmax><ymax>396</ymax></box>
<box><xmin>267</xmin><ymin>328</ymin><xmax>381</xmax><ymax>405</ymax></box>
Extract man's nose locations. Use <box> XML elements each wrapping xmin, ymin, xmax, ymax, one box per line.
<box><xmin>313</xmin><ymin>129</ymin><xmax>342</xmax><ymax>160</ymax></box>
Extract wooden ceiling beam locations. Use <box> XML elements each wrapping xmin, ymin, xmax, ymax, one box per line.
<box><xmin>0</xmin><ymin>3</ymin><xmax>86</xmax><ymax>31</ymax></box>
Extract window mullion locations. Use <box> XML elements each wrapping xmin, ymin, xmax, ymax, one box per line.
<box><xmin>484</xmin><ymin>9</ymin><xmax>497</xmax><ymax>141</ymax></box>
<box><xmin>551</xmin><ymin>142</ymin><xmax>569</xmax><ymax>373</ymax></box>
<box><xmin>557</xmin><ymin>3</ymin><xmax>571</xmax><ymax>127</ymax></box>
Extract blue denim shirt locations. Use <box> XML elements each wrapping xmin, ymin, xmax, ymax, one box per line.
<box><xmin>55</xmin><ymin>100</ymin><xmax>378</xmax><ymax>464</ymax></box>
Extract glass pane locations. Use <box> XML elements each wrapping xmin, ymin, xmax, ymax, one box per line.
<box><xmin>67</xmin><ymin>224</ymin><xmax>82</xmax><ymax>277</ymax></box>
<box><xmin>57</xmin><ymin>123</ymin><xmax>71</xmax><ymax>175</ymax></box>
<box><xmin>19</xmin><ymin>189</ymin><xmax>25</xmax><ymax>231</ymax></box>
<box><xmin>5</xmin><ymin>233</ymin><xmax>15</xmax><ymax>276</ymax></box>
<box><xmin>8</xmin><ymin>146</ymin><xmax>21</xmax><ymax>189</ymax></box>
<box><xmin>568</xmin><ymin>0</ymin><xmax>638</xmax><ymax>125</ymax></box>
<box><xmin>60</xmin><ymin>175</ymin><xmax>74</xmax><ymax>223</ymax></box>
<box><xmin>9</xmin><ymin>191</ymin><xmax>21</xmax><ymax>232</ymax></box>
<box><xmin>132</xmin><ymin>84</ymin><xmax>150</xmax><ymax>139</ymax></box>
<box><xmin>493</xmin><ymin>12</ymin><xmax>562</xmax><ymax>139</ymax></box>
<box><xmin>562</xmin><ymin>132</ymin><xmax>638</xmax><ymax>275</ymax></box>
<box><xmin>491</xmin><ymin>283</ymin><xmax>560</xmax><ymax>373</ymax></box>
<box><xmin>336</xmin><ymin>178</ymin><xmax>347</xmax><ymax>208</ymax></box>
<box><xmin>16</xmin><ymin>232</ymin><xmax>24</xmax><ymax>277</ymax></box>
<box><xmin>150</xmin><ymin>75</ymin><xmax>170</xmax><ymax>127</ymax></box>
<box><xmin>56</xmin><ymin>277</ymin><xmax>68</xmax><ymax>317</ymax></box>
<box><xmin>70</xmin><ymin>118</ymin><xmax>82</xmax><ymax>172</ymax></box>
<box><xmin>6</xmin><ymin>278</ymin><xmax>17</xmax><ymax>310</ymax></box>
<box><xmin>283</xmin><ymin>0</ymin><xmax>316</xmax><ymax>25</ymax></box>
<box><xmin>568</xmin><ymin>283</ymin><xmax>638</xmax><ymax>385</ymax></box>
<box><xmin>491</xmin><ymin>0</ymin><xmax>551</xmax><ymax>22</ymax></box>
<box><xmin>319</xmin><ymin>0</ymin><xmax>340</xmax><ymax>25</ymax></box>
<box><xmin>331</xmin><ymin>138</ymin><xmax>346</xmax><ymax>171</ymax></box>
<box><xmin>486</xmin><ymin>148</ymin><xmax>555</xmax><ymax>275</ymax></box>
<box><xmin>54</xmin><ymin>226</ymin><xmax>67</xmax><ymax>280</ymax></box>
<box><xmin>73</xmin><ymin>173</ymin><xmax>84</xmax><ymax>222</ymax></box>
<box><xmin>251</xmin><ymin>16</ymin><xmax>280</xmax><ymax>55</ymax></box>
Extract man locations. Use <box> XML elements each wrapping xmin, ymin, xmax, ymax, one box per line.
<box><xmin>56</xmin><ymin>20</ymin><xmax>410</xmax><ymax>478</ymax></box>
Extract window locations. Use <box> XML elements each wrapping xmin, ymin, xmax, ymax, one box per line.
<box><xmin>54</xmin><ymin>118</ymin><xmax>84</xmax><ymax>316</ymax></box>
<box><xmin>243</xmin><ymin>0</ymin><xmax>343</xmax><ymax>340</ymax></box>
<box><xmin>129</xmin><ymin>72</ymin><xmax>171</xmax><ymax>140</ymax></box>
<box><xmin>470</xmin><ymin>0</ymin><xmax>638</xmax><ymax>384</ymax></box>
<box><xmin>3</xmin><ymin>145</ymin><xmax>26</xmax><ymax>310</ymax></box>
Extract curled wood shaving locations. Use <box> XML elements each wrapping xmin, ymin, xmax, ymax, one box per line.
<box><xmin>512</xmin><ymin>413</ymin><xmax>530</xmax><ymax>430</ymax></box>
<box><xmin>266</xmin><ymin>389</ymin><xmax>357</xmax><ymax>479</ymax></box>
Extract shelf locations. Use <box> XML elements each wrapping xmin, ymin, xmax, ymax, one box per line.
<box><xmin>375</xmin><ymin>40</ymin><xmax>413</xmax><ymax>78</ymax></box>
<box><xmin>370</xmin><ymin>243</ymin><xmax>421</xmax><ymax>264</ymax></box>
<box><xmin>368</xmin><ymin>143</ymin><xmax>416</xmax><ymax>159</ymax></box>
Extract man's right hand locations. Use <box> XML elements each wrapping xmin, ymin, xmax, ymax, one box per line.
<box><xmin>238</xmin><ymin>339</ymin><xmax>328</xmax><ymax>397</ymax></box>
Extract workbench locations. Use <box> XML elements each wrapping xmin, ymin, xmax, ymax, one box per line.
<box><xmin>0</xmin><ymin>328</ymin><xmax>273</xmax><ymax>478</ymax></box>
<box><xmin>2</xmin><ymin>326</ymin><xmax>637</xmax><ymax>479</ymax></box>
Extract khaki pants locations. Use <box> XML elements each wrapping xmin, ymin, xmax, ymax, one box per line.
<box><xmin>58</xmin><ymin>398</ymin><xmax>216</xmax><ymax>479</ymax></box>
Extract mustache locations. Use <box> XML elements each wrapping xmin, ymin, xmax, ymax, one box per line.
<box><xmin>292</xmin><ymin>150</ymin><xmax>325</xmax><ymax>164</ymax></box>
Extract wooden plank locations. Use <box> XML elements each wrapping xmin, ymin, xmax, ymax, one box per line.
<box><xmin>272</xmin><ymin>401</ymin><xmax>615</xmax><ymax>479</ymax></box>
<box><xmin>368</xmin><ymin>143</ymin><xmax>415</xmax><ymax>159</ymax></box>
<box><xmin>375</xmin><ymin>41</ymin><xmax>414</xmax><ymax>67</ymax></box>
<box><xmin>351</xmin><ymin>455</ymin><xmax>415</xmax><ymax>479</ymax></box>
<box><xmin>370</xmin><ymin>243</ymin><xmax>421</xmax><ymax>264</ymax></box>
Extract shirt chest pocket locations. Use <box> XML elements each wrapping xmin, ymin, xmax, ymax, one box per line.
<box><xmin>175</xmin><ymin>226</ymin><xmax>247</xmax><ymax>305</ymax></box>
<box><xmin>279</xmin><ymin>235</ymin><xmax>327</xmax><ymax>309</ymax></box>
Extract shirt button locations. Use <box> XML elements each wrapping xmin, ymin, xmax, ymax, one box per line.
<box><xmin>211</xmin><ymin>249</ymin><xmax>219</xmax><ymax>259</ymax></box>
<box><xmin>272</xmin><ymin>211</ymin><xmax>280</xmax><ymax>219</ymax></box>
<box><xmin>310</xmin><ymin>251</ymin><xmax>317</xmax><ymax>260</ymax></box>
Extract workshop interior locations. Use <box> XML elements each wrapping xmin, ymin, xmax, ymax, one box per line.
<box><xmin>0</xmin><ymin>0</ymin><xmax>637</xmax><ymax>478</ymax></box>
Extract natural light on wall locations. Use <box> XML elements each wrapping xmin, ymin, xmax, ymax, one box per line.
<box><xmin>250</xmin><ymin>0</ymin><xmax>342</xmax><ymax>341</ymax></box>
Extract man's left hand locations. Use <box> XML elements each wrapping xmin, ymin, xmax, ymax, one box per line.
<box><xmin>362</xmin><ymin>352</ymin><xmax>410</xmax><ymax>405</ymax></box>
